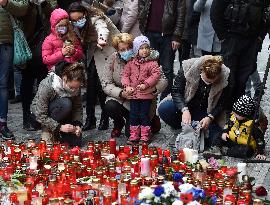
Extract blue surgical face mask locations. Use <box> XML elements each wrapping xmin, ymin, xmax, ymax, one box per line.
<box><xmin>119</xmin><ymin>49</ymin><xmax>134</xmax><ymax>61</ymax></box>
<box><xmin>57</xmin><ymin>26</ymin><xmax>68</xmax><ymax>35</ymax></box>
<box><xmin>73</xmin><ymin>17</ymin><xmax>87</xmax><ymax>28</ymax></box>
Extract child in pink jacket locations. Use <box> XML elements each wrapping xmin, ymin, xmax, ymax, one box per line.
<box><xmin>121</xmin><ymin>35</ymin><xmax>161</xmax><ymax>143</ymax></box>
<box><xmin>42</xmin><ymin>8</ymin><xmax>84</xmax><ymax>71</ymax></box>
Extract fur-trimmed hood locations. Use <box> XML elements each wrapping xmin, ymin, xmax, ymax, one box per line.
<box><xmin>182</xmin><ymin>55</ymin><xmax>230</xmax><ymax>112</ymax></box>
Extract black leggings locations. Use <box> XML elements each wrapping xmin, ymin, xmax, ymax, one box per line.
<box><xmin>86</xmin><ymin>58</ymin><xmax>107</xmax><ymax>121</ymax></box>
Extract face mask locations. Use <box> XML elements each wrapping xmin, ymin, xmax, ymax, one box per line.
<box><xmin>73</xmin><ymin>17</ymin><xmax>87</xmax><ymax>28</ymax></box>
<box><xmin>119</xmin><ymin>50</ymin><xmax>134</xmax><ymax>61</ymax></box>
<box><xmin>63</xmin><ymin>81</ymin><xmax>80</xmax><ymax>93</ymax></box>
<box><xmin>57</xmin><ymin>26</ymin><xmax>68</xmax><ymax>35</ymax></box>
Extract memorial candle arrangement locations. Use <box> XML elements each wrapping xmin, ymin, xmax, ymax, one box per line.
<box><xmin>0</xmin><ymin>139</ymin><xmax>267</xmax><ymax>205</ymax></box>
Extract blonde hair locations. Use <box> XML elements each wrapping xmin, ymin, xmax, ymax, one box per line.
<box><xmin>112</xmin><ymin>33</ymin><xmax>134</xmax><ymax>50</ymax></box>
<box><xmin>201</xmin><ymin>56</ymin><xmax>223</xmax><ymax>79</ymax></box>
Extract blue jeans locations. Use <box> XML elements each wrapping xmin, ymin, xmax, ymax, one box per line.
<box><xmin>0</xmin><ymin>44</ymin><xmax>13</xmax><ymax>120</ymax></box>
<box><xmin>158</xmin><ymin>99</ymin><xmax>222</xmax><ymax>147</ymax></box>
<box><xmin>130</xmin><ymin>99</ymin><xmax>152</xmax><ymax>126</ymax></box>
<box><xmin>146</xmin><ymin>32</ymin><xmax>175</xmax><ymax>100</ymax></box>
<box><xmin>14</xmin><ymin>66</ymin><xmax>22</xmax><ymax>96</ymax></box>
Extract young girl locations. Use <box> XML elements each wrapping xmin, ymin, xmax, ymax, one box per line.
<box><xmin>31</xmin><ymin>61</ymin><xmax>86</xmax><ymax>147</ymax></box>
<box><xmin>42</xmin><ymin>8</ymin><xmax>84</xmax><ymax>71</ymax></box>
<box><xmin>121</xmin><ymin>35</ymin><xmax>161</xmax><ymax>143</ymax></box>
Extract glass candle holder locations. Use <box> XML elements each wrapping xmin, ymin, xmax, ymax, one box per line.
<box><xmin>29</xmin><ymin>155</ymin><xmax>38</xmax><ymax>170</ymax></box>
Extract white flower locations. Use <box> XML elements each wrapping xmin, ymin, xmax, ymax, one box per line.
<box><xmin>138</xmin><ymin>187</ymin><xmax>154</xmax><ymax>200</ymax></box>
<box><xmin>162</xmin><ymin>182</ymin><xmax>175</xmax><ymax>194</ymax></box>
<box><xmin>179</xmin><ymin>183</ymin><xmax>194</xmax><ymax>193</ymax></box>
<box><xmin>154</xmin><ymin>196</ymin><xmax>161</xmax><ymax>203</ymax></box>
<box><xmin>172</xmin><ymin>200</ymin><xmax>184</xmax><ymax>205</ymax></box>
<box><xmin>187</xmin><ymin>201</ymin><xmax>202</xmax><ymax>205</ymax></box>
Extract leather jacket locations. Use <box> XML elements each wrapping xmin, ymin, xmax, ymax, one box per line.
<box><xmin>138</xmin><ymin>0</ymin><xmax>186</xmax><ymax>42</ymax></box>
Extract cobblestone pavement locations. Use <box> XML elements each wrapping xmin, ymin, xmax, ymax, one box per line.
<box><xmin>2</xmin><ymin>37</ymin><xmax>270</xmax><ymax>199</ymax></box>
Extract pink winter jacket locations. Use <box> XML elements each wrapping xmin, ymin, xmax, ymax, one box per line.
<box><xmin>121</xmin><ymin>58</ymin><xmax>161</xmax><ymax>99</ymax></box>
<box><xmin>42</xmin><ymin>9</ymin><xmax>84</xmax><ymax>71</ymax></box>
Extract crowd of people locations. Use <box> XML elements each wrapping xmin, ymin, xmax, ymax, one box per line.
<box><xmin>0</xmin><ymin>0</ymin><xmax>270</xmax><ymax>160</ymax></box>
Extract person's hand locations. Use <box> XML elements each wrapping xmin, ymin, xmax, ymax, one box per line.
<box><xmin>120</xmin><ymin>90</ymin><xmax>132</xmax><ymax>99</ymax></box>
<box><xmin>172</xmin><ymin>41</ymin><xmax>180</xmax><ymax>50</ymax></box>
<box><xmin>200</xmin><ymin>117</ymin><xmax>212</xmax><ymax>129</ymax></box>
<box><xmin>255</xmin><ymin>154</ymin><xmax>266</xmax><ymax>160</ymax></box>
<box><xmin>97</xmin><ymin>38</ymin><xmax>107</xmax><ymax>48</ymax></box>
<box><xmin>221</xmin><ymin>133</ymin><xmax>229</xmax><ymax>141</ymax></box>
<box><xmin>125</xmin><ymin>86</ymin><xmax>135</xmax><ymax>95</ymax></box>
<box><xmin>66</xmin><ymin>45</ymin><xmax>75</xmax><ymax>55</ymax></box>
<box><xmin>182</xmin><ymin>110</ymin><xmax>191</xmax><ymax>125</ymax></box>
<box><xmin>74</xmin><ymin>126</ymin><xmax>82</xmax><ymax>137</ymax></box>
<box><xmin>62</xmin><ymin>46</ymin><xmax>70</xmax><ymax>56</ymax></box>
<box><xmin>60</xmin><ymin>124</ymin><xmax>76</xmax><ymax>133</ymax></box>
<box><xmin>0</xmin><ymin>0</ymin><xmax>8</xmax><ymax>6</ymax></box>
<box><xmin>137</xmin><ymin>84</ymin><xmax>147</xmax><ymax>91</ymax></box>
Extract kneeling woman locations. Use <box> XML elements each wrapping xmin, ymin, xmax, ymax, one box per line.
<box><xmin>31</xmin><ymin>62</ymin><xmax>86</xmax><ymax>147</ymax></box>
<box><xmin>158</xmin><ymin>55</ymin><xmax>230</xmax><ymax>148</ymax></box>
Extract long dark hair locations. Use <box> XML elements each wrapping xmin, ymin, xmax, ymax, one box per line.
<box><xmin>68</xmin><ymin>1</ymin><xmax>104</xmax><ymax>18</ymax></box>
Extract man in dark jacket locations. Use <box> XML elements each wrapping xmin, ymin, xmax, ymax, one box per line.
<box><xmin>210</xmin><ymin>0</ymin><xmax>270</xmax><ymax>107</ymax></box>
<box><xmin>138</xmin><ymin>0</ymin><xmax>186</xmax><ymax>100</ymax></box>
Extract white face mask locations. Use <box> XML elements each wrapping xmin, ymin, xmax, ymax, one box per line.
<box><xmin>200</xmin><ymin>73</ymin><xmax>212</xmax><ymax>85</ymax></box>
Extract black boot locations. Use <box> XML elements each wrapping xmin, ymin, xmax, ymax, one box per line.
<box><xmin>82</xmin><ymin>117</ymin><xmax>96</xmax><ymax>131</ymax></box>
<box><xmin>98</xmin><ymin>112</ymin><xmax>109</xmax><ymax>130</ymax></box>
<box><xmin>23</xmin><ymin>111</ymin><xmax>39</xmax><ymax>131</ymax></box>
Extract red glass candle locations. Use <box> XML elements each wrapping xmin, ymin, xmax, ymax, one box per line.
<box><xmin>178</xmin><ymin>149</ymin><xmax>185</xmax><ymax>162</ymax></box>
<box><xmin>124</xmin><ymin>146</ymin><xmax>131</xmax><ymax>157</ymax></box>
<box><xmin>109</xmin><ymin>138</ymin><xmax>117</xmax><ymax>155</ymax></box>
<box><xmin>142</xmin><ymin>142</ymin><xmax>148</xmax><ymax>155</ymax></box>
<box><xmin>132</xmin><ymin>145</ymin><xmax>139</xmax><ymax>156</ymax></box>
<box><xmin>225</xmin><ymin>194</ymin><xmax>236</xmax><ymax>205</ymax></box>
<box><xmin>163</xmin><ymin>149</ymin><xmax>170</xmax><ymax>158</ymax></box>
<box><xmin>9</xmin><ymin>192</ymin><xmax>18</xmax><ymax>204</ymax></box>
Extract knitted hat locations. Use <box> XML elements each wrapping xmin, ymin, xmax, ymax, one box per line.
<box><xmin>133</xmin><ymin>35</ymin><xmax>150</xmax><ymax>55</ymax></box>
<box><xmin>232</xmin><ymin>95</ymin><xmax>255</xmax><ymax>118</ymax></box>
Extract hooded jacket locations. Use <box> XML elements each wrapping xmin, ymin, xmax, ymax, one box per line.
<box><xmin>42</xmin><ymin>8</ymin><xmax>84</xmax><ymax>70</ymax></box>
<box><xmin>121</xmin><ymin>54</ymin><xmax>161</xmax><ymax>99</ymax></box>
<box><xmin>31</xmin><ymin>65</ymin><xmax>83</xmax><ymax>132</ymax></box>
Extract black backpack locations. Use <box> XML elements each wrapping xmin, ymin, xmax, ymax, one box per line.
<box><xmin>224</xmin><ymin>0</ymin><xmax>265</xmax><ymax>36</ymax></box>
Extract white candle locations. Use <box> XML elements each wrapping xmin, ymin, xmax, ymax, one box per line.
<box><xmin>183</xmin><ymin>148</ymin><xmax>198</xmax><ymax>163</ymax></box>
<box><xmin>29</xmin><ymin>155</ymin><xmax>38</xmax><ymax>170</ymax></box>
<box><xmin>237</xmin><ymin>163</ymin><xmax>247</xmax><ymax>182</ymax></box>
<box><xmin>141</xmin><ymin>157</ymin><xmax>150</xmax><ymax>176</ymax></box>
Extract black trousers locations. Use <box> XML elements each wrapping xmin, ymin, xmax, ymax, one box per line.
<box><xmin>49</xmin><ymin>97</ymin><xmax>82</xmax><ymax>147</ymax></box>
<box><xmin>86</xmin><ymin>58</ymin><xmax>107</xmax><ymax>122</ymax></box>
<box><xmin>21</xmin><ymin>55</ymin><xmax>48</xmax><ymax>117</ymax></box>
<box><xmin>221</xmin><ymin>36</ymin><xmax>258</xmax><ymax>108</ymax></box>
<box><xmin>104</xmin><ymin>99</ymin><xmax>129</xmax><ymax>129</ymax></box>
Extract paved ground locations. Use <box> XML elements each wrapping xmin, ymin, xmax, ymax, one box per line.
<box><xmin>1</xmin><ymin>37</ymin><xmax>270</xmax><ymax>199</ymax></box>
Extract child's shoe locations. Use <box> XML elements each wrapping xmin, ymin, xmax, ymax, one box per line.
<box><xmin>140</xmin><ymin>126</ymin><xmax>152</xmax><ymax>143</ymax></box>
<box><xmin>127</xmin><ymin>126</ymin><xmax>140</xmax><ymax>144</ymax></box>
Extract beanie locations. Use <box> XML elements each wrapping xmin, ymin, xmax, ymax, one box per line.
<box><xmin>232</xmin><ymin>95</ymin><xmax>255</xmax><ymax>118</ymax></box>
<box><xmin>133</xmin><ymin>35</ymin><xmax>150</xmax><ymax>55</ymax></box>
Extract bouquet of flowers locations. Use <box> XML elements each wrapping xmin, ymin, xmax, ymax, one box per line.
<box><xmin>135</xmin><ymin>182</ymin><xmax>206</xmax><ymax>205</ymax></box>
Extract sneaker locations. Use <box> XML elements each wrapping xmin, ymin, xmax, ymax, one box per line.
<box><xmin>203</xmin><ymin>146</ymin><xmax>222</xmax><ymax>159</ymax></box>
<box><xmin>0</xmin><ymin>126</ymin><xmax>15</xmax><ymax>140</ymax></box>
